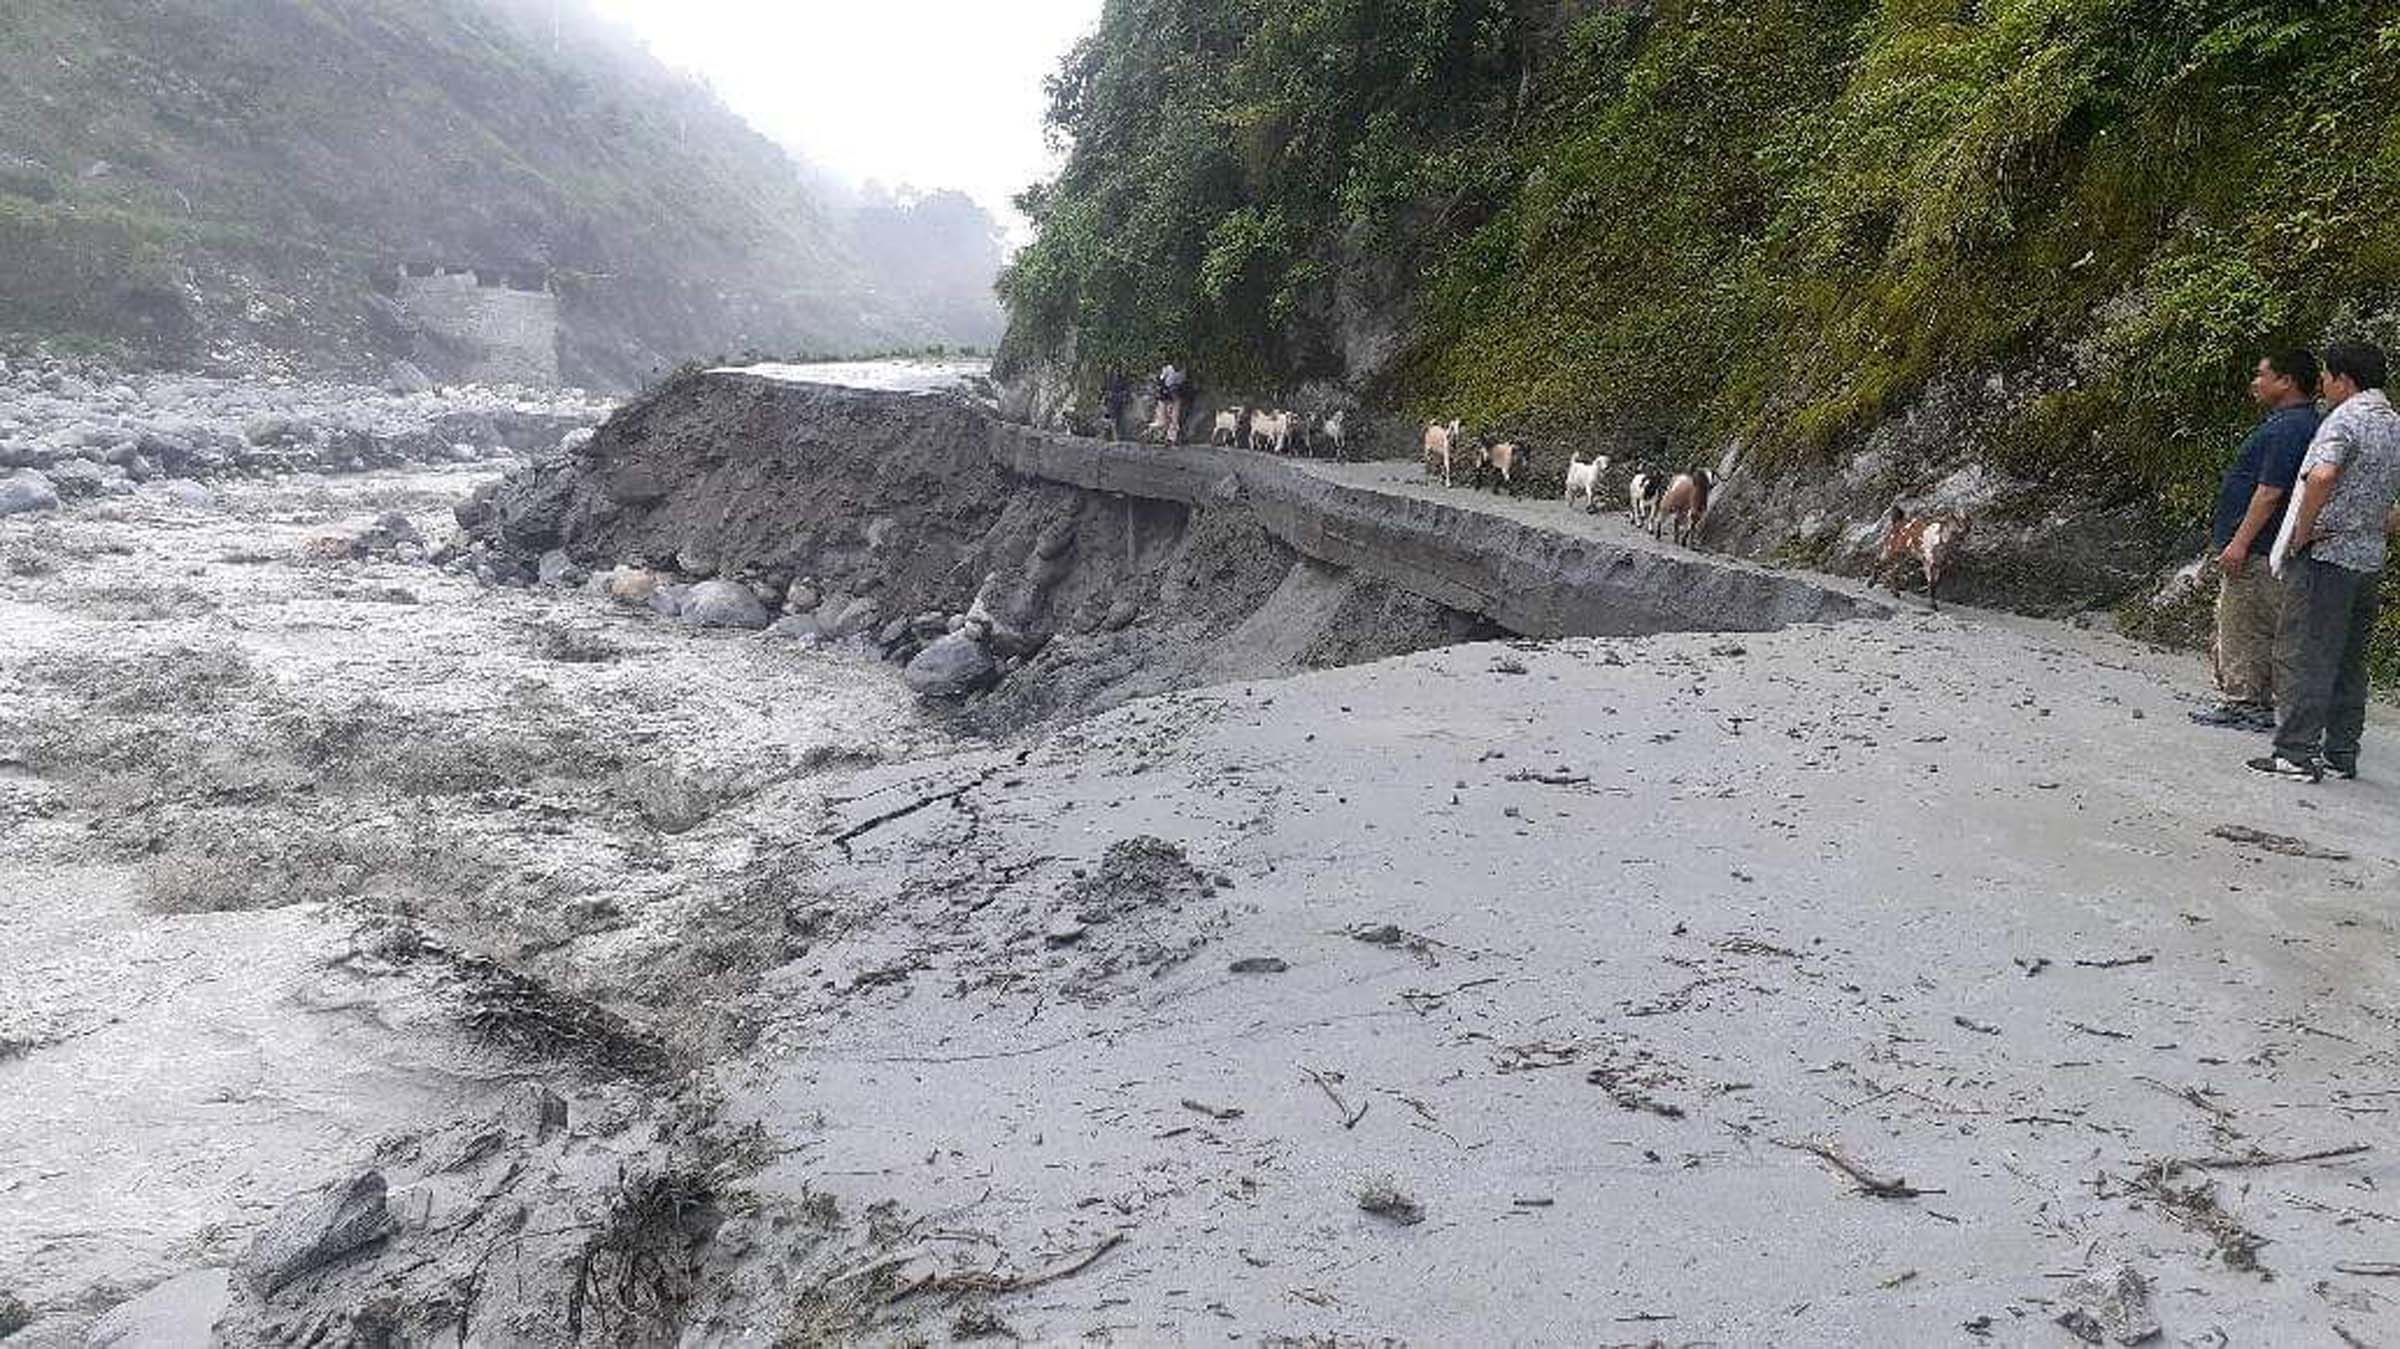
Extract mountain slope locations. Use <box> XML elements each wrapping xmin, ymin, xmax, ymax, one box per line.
<box><xmin>0</xmin><ymin>0</ymin><xmax>996</xmax><ymax>386</ymax></box>
<box><xmin>998</xmin><ymin>0</ymin><xmax>2400</xmax><ymax>627</ymax></box>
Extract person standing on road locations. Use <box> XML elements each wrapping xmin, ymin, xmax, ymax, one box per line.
<box><xmin>1100</xmin><ymin>370</ymin><xmax>1131</xmax><ymax>441</ymax></box>
<box><xmin>2192</xmin><ymin>348</ymin><xmax>2320</xmax><ymax>730</ymax></box>
<box><xmin>2249</xmin><ymin>340</ymin><xmax>2400</xmax><ymax>783</ymax></box>
<box><xmin>1155</xmin><ymin>362</ymin><xmax>1191</xmax><ymax>445</ymax></box>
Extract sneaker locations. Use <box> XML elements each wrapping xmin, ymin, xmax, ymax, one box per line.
<box><xmin>2247</xmin><ymin>754</ymin><xmax>2323</xmax><ymax>783</ymax></box>
<box><xmin>2326</xmin><ymin>760</ymin><xmax>2359</xmax><ymax>781</ymax></box>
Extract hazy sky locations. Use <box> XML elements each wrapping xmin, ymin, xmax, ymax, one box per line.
<box><xmin>584</xmin><ymin>0</ymin><xmax>1101</xmax><ymax>237</ymax></box>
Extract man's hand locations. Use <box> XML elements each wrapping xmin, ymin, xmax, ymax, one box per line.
<box><xmin>2219</xmin><ymin>542</ymin><xmax>2247</xmax><ymax>578</ymax></box>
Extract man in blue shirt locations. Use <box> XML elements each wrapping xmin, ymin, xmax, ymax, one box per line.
<box><xmin>2190</xmin><ymin>348</ymin><xmax>2319</xmax><ymax>730</ymax></box>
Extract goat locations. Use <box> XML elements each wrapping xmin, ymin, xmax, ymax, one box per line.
<box><xmin>1249</xmin><ymin>409</ymin><xmax>1295</xmax><ymax>454</ymax></box>
<box><xmin>1626</xmin><ymin>472</ymin><xmax>1662</xmax><ymax>528</ymax></box>
<box><xmin>1210</xmin><ymin>406</ymin><xmax>1247</xmax><ymax>448</ymax></box>
<box><xmin>1320</xmin><ymin>410</ymin><xmax>1347</xmax><ymax>461</ymax></box>
<box><xmin>1655</xmin><ymin>469</ymin><xmax>1715</xmax><ymax>547</ymax></box>
<box><xmin>1476</xmin><ymin>440</ymin><xmax>1532</xmax><ymax>496</ymax></box>
<box><xmin>1563</xmin><ymin>454</ymin><xmax>1610</xmax><ymax>513</ymax></box>
<box><xmin>1422</xmin><ymin>419</ymin><xmax>1464</xmax><ymax>486</ymax></box>
<box><xmin>1878</xmin><ymin>506</ymin><xmax>1971</xmax><ymax>609</ymax></box>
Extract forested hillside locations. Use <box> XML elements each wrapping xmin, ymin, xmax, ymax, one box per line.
<box><xmin>0</xmin><ymin>0</ymin><xmax>1002</xmax><ymax>387</ymax></box>
<box><xmin>1001</xmin><ymin>0</ymin><xmax>2400</xmax><ymax>612</ymax></box>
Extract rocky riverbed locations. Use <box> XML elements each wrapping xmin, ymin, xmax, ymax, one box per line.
<box><xmin>0</xmin><ymin>356</ymin><xmax>611</xmax><ymax>517</ymax></box>
<box><xmin>2</xmin><ymin>367</ymin><xmax>2397</xmax><ymax>1345</ymax></box>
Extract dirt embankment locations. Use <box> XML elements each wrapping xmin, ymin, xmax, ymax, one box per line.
<box><xmin>467</xmin><ymin>371</ymin><xmax>1885</xmax><ymax>730</ymax></box>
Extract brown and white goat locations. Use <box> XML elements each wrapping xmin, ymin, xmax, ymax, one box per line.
<box><xmin>1422</xmin><ymin>420</ymin><xmax>1464</xmax><ymax>486</ymax></box>
<box><xmin>1655</xmin><ymin>469</ymin><xmax>1715</xmax><ymax>547</ymax></box>
<box><xmin>1878</xmin><ymin>506</ymin><xmax>1970</xmax><ymax>609</ymax></box>
<box><xmin>1477</xmin><ymin>440</ymin><xmax>1532</xmax><ymax>495</ymax></box>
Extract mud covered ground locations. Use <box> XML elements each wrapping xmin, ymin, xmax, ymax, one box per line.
<box><xmin>4</xmin><ymin>409</ymin><xmax>2399</xmax><ymax>1345</ymax></box>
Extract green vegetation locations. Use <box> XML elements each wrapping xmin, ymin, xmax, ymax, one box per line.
<box><xmin>1004</xmin><ymin>0</ymin><xmax>2399</xmax><ymax>653</ymax></box>
<box><xmin>1010</xmin><ymin>0</ymin><xmax>2397</xmax><ymax>486</ymax></box>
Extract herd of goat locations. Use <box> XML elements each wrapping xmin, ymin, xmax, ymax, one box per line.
<box><xmin>1125</xmin><ymin>402</ymin><xmax>1968</xmax><ymax>607</ymax></box>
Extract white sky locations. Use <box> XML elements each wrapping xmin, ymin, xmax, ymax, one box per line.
<box><xmin>583</xmin><ymin>0</ymin><xmax>1101</xmax><ymax>239</ymax></box>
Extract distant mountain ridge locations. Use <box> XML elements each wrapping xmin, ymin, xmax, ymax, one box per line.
<box><xmin>0</xmin><ymin>0</ymin><xmax>1003</xmax><ymax>387</ymax></box>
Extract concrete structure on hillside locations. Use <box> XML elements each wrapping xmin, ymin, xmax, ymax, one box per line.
<box><xmin>395</xmin><ymin>265</ymin><xmax>560</xmax><ymax>387</ymax></box>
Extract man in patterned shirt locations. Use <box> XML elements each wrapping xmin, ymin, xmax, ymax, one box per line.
<box><xmin>2251</xmin><ymin>340</ymin><xmax>2400</xmax><ymax>783</ymax></box>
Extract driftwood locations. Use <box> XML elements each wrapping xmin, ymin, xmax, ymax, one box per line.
<box><xmin>1772</xmin><ymin>1137</ymin><xmax>1941</xmax><ymax>1199</ymax></box>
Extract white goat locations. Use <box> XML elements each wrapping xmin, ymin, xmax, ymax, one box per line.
<box><xmin>1563</xmin><ymin>454</ymin><xmax>1610</xmax><ymax>512</ymax></box>
<box><xmin>1249</xmin><ymin>409</ymin><xmax>1295</xmax><ymax>454</ymax></box>
<box><xmin>1210</xmin><ymin>406</ymin><xmax>1247</xmax><ymax>447</ymax></box>
<box><xmin>1320</xmin><ymin>410</ymin><xmax>1347</xmax><ymax>460</ymax></box>
<box><xmin>1422</xmin><ymin>420</ymin><xmax>1464</xmax><ymax>486</ymax></box>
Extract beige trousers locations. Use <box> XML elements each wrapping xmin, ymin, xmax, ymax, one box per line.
<box><xmin>2211</xmin><ymin>565</ymin><xmax>2283</xmax><ymax>706</ymax></box>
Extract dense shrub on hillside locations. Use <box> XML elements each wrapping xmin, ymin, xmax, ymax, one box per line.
<box><xmin>1005</xmin><ymin>0</ymin><xmax>2400</xmax><ymax>519</ymax></box>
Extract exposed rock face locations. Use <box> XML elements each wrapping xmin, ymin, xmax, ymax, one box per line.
<box><xmin>242</xmin><ymin>1171</ymin><xmax>393</xmax><ymax>1295</ymax></box>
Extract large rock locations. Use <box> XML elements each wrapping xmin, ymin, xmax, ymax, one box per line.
<box><xmin>143</xmin><ymin>479</ymin><xmax>216</xmax><ymax>510</ymax></box>
<box><xmin>0</xmin><ymin>470</ymin><xmax>59</xmax><ymax>516</ymax></box>
<box><xmin>385</xmin><ymin>361</ymin><xmax>435</xmax><ymax>396</ymax></box>
<box><xmin>46</xmin><ymin>457</ymin><xmax>106</xmax><ymax>498</ymax></box>
<box><xmin>680</xmin><ymin>578</ymin><xmax>770</xmax><ymax>629</ymax></box>
<box><xmin>904</xmin><ymin>632</ymin><xmax>997</xmax><ymax>698</ymax></box>
<box><xmin>243</xmin><ymin>1171</ymin><xmax>392</xmax><ymax>1295</ymax></box>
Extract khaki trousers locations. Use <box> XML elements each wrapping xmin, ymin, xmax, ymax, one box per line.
<box><xmin>2211</xmin><ymin>565</ymin><xmax>2282</xmax><ymax>707</ymax></box>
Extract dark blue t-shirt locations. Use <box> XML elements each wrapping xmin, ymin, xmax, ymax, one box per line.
<box><xmin>2212</xmin><ymin>404</ymin><xmax>2320</xmax><ymax>554</ymax></box>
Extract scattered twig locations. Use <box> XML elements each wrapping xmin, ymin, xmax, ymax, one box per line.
<box><xmin>1504</xmin><ymin>768</ymin><xmax>1590</xmax><ymax>786</ymax></box>
<box><xmin>2168</xmin><ymin>1143</ymin><xmax>2369</xmax><ymax>1174</ymax></box>
<box><xmin>887</xmin><ymin>1232</ymin><xmax>1126</xmax><ymax>1303</ymax></box>
<box><xmin>2073</xmin><ymin>953</ymin><xmax>2155</xmax><ymax>969</ymax></box>
<box><xmin>1772</xmin><ymin>1137</ymin><xmax>1941</xmax><ymax>1199</ymax></box>
<box><xmin>1953</xmin><ymin>1014</ymin><xmax>2002</xmax><ymax>1036</ymax></box>
<box><xmin>1303</xmin><ymin>1066</ymin><xmax>1369</xmax><ymax>1129</ymax></box>
<box><xmin>2334</xmin><ymin>1261</ymin><xmax>2400</xmax><ymax>1277</ymax></box>
<box><xmin>1181</xmin><ymin>1098</ymin><xmax>1244</xmax><ymax>1121</ymax></box>
<box><xmin>2065</xmin><ymin>1020</ymin><xmax>2133</xmax><ymax>1041</ymax></box>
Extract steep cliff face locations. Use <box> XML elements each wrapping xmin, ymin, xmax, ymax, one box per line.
<box><xmin>997</xmin><ymin>0</ymin><xmax>2400</xmax><ymax>630</ymax></box>
<box><xmin>0</xmin><ymin>0</ymin><xmax>998</xmax><ymax>387</ymax></box>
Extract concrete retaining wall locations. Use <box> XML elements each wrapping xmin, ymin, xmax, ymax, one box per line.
<box><xmin>986</xmin><ymin>421</ymin><xmax>1885</xmax><ymax>637</ymax></box>
<box><xmin>399</xmin><ymin>272</ymin><xmax>561</xmax><ymax>387</ymax></box>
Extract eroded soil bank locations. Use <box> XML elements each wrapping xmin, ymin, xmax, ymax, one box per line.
<box><xmin>3</xmin><ymin>368</ymin><xmax>2397</xmax><ymax>1346</ymax></box>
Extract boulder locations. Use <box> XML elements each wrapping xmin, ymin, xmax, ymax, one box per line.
<box><xmin>46</xmin><ymin>457</ymin><xmax>106</xmax><ymax>498</ymax></box>
<box><xmin>242</xmin><ymin>1171</ymin><xmax>392</xmax><ymax>1295</ymax></box>
<box><xmin>536</xmin><ymin>549</ymin><xmax>576</xmax><ymax>587</ymax></box>
<box><xmin>0</xmin><ymin>470</ymin><xmax>59</xmax><ymax>516</ymax></box>
<box><xmin>876</xmin><ymin>615</ymin><xmax>913</xmax><ymax>647</ymax></box>
<box><xmin>385</xmin><ymin>361</ymin><xmax>435</xmax><ymax>395</ymax></box>
<box><xmin>784</xmin><ymin>579</ymin><xmax>822</xmax><ymax>615</ymax></box>
<box><xmin>681</xmin><ymin>578</ymin><xmax>770</xmax><ymax>629</ymax></box>
<box><xmin>762</xmin><ymin>614</ymin><xmax>821</xmax><ymax>643</ymax></box>
<box><xmin>651</xmin><ymin>583</ymin><xmax>690</xmax><ymax>618</ymax></box>
<box><xmin>904</xmin><ymin>632</ymin><xmax>997</xmax><ymax>698</ymax></box>
<box><xmin>143</xmin><ymin>479</ymin><xmax>215</xmax><ymax>510</ymax></box>
<box><xmin>828</xmin><ymin>597</ymin><xmax>881</xmax><ymax>640</ymax></box>
<box><xmin>87</xmin><ymin>1268</ymin><xmax>235</xmax><ymax>1347</ymax></box>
